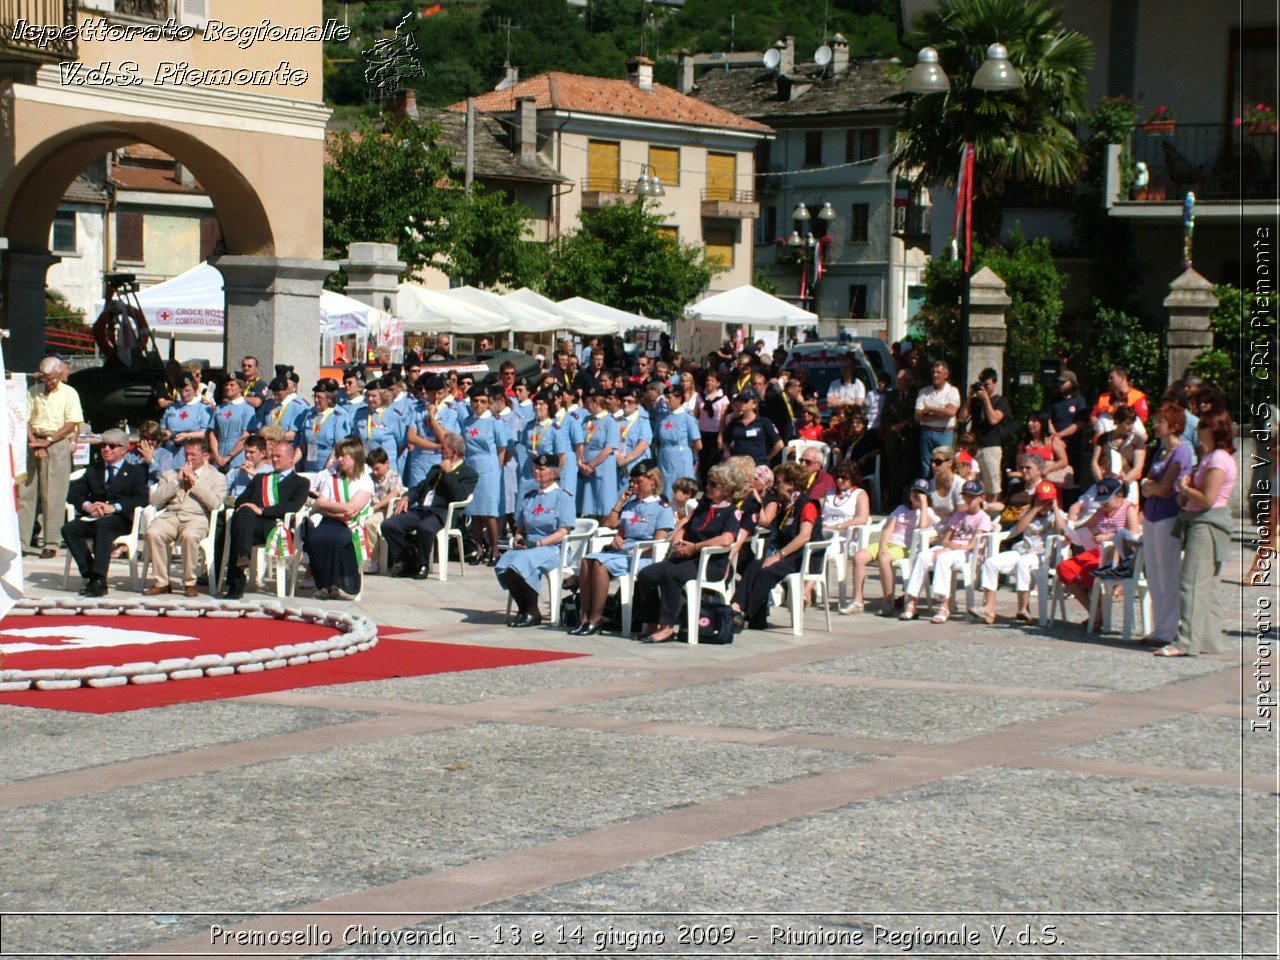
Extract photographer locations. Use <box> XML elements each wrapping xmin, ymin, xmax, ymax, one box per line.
<box><xmin>968</xmin><ymin>367</ymin><xmax>1012</xmax><ymax>499</ymax></box>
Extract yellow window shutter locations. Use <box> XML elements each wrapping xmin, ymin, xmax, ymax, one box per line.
<box><xmin>706</xmin><ymin>153</ymin><xmax>736</xmax><ymax>201</ymax></box>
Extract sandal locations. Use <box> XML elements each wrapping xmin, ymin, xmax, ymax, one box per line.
<box><xmin>930</xmin><ymin>609</ymin><xmax>951</xmax><ymax>624</ymax></box>
<box><xmin>898</xmin><ymin>603</ymin><xmax>917</xmax><ymax>621</ymax></box>
<box><xmin>1153</xmin><ymin>644</ymin><xmax>1188</xmax><ymax>657</ymax></box>
<box><xmin>967</xmin><ymin>607</ymin><xmax>996</xmax><ymax>625</ymax></box>
<box><xmin>1015</xmin><ymin>611</ymin><xmax>1032</xmax><ymax>622</ymax></box>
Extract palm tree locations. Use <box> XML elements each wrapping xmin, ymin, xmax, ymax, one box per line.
<box><xmin>891</xmin><ymin>0</ymin><xmax>1094</xmax><ymax>245</ymax></box>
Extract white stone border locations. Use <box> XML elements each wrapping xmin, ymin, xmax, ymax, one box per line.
<box><xmin>0</xmin><ymin>598</ymin><xmax>378</xmax><ymax>692</ymax></box>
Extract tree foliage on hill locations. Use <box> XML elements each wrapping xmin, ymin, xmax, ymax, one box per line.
<box><xmin>324</xmin><ymin>116</ymin><xmax>541</xmax><ymax>290</ymax></box>
<box><xmin>538</xmin><ymin>198</ymin><xmax>721</xmax><ymax>320</ymax></box>
<box><xmin>891</xmin><ymin>0</ymin><xmax>1093</xmax><ymax>245</ymax></box>
<box><xmin>323</xmin><ymin>0</ymin><xmax>907</xmax><ymax>109</ymax></box>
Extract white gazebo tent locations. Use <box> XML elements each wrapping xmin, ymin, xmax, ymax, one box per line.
<box><xmin>396</xmin><ymin>282</ymin><xmax>510</xmax><ymax>335</ymax></box>
<box><xmin>444</xmin><ymin>285</ymin><xmax>563</xmax><ymax>336</ymax></box>
<box><xmin>558</xmin><ymin>296</ymin><xmax>663</xmax><ymax>335</ymax></box>
<box><xmin>683</xmin><ymin>284</ymin><xmax>818</xmax><ymax>327</ymax></box>
<box><xmin>505</xmin><ymin>288</ymin><xmax>618</xmax><ymax>336</ymax></box>
<box><xmin>91</xmin><ymin>261</ymin><xmax>382</xmax><ymax>365</ymax></box>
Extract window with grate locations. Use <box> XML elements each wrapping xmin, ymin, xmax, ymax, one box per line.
<box><xmin>116</xmin><ymin>211</ymin><xmax>144</xmax><ymax>263</ymax></box>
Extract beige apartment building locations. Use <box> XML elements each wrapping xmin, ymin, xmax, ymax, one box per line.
<box><xmin>1</xmin><ymin>0</ymin><xmax>331</xmax><ymax>384</ymax></box>
<box><xmin>451</xmin><ymin>57</ymin><xmax>772</xmax><ymax>305</ymax></box>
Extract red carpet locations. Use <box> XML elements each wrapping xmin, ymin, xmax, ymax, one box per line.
<box><xmin>0</xmin><ymin>622</ymin><xmax>582</xmax><ymax>714</ymax></box>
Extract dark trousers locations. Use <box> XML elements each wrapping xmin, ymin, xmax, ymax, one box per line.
<box><xmin>381</xmin><ymin>507</ymin><xmax>444</xmax><ymax>568</ymax></box>
<box><xmin>634</xmin><ymin>555</ymin><xmax>727</xmax><ymax>628</ymax></box>
<box><xmin>62</xmin><ymin>512</ymin><xmax>132</xmax><ymax>580</ymax></box>
<box><xmin>226</xmin><ymin>510</ymin><xmax>276</xmax><ymax>585</ymax></box>
<box><xmin>732</xmin><ymin>553</ymin><xmax>802</xmax><ymax>619</ymax></box>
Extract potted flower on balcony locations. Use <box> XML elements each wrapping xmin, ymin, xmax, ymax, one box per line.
<box><xmin>1235</xmin><ymin>103</ymin><xmax>1278</xmax><ymax>136</ymax></box>
<box><xmin>1141</xmin><ymin>105</ymin><xmax>1177</xmax><ymax>135</ymax></box>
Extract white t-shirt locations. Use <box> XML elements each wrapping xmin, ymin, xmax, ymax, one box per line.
<box><xmin>885</xmin><ymin>504</ymin><xmax>936</xmax><ymax>549</ymax></box>
<box><xmin>915</xmin><ymin>383</ymin><xmax>962</xmax><ymax>430</ymax></box>
<box><xmin>827</xmin><ymin>379</ymin><xmax>866</xmax><ymax>407</ymax></box>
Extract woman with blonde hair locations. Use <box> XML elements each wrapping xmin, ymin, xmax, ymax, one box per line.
<box><xmin>632</xmin><ymin>462</ymin><xmax>745</xmax><ymax>643</ymax></box>
<box><xmin>304</xmin><ymin>437</ymin><xmax>374</xmax><ymax>600</ymax></box>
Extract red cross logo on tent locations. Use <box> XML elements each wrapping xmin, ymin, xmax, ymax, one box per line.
<box><xmin>158</xmin><ymin>309</ymin><xmax>171</xmax><ymax>323</ymax></box>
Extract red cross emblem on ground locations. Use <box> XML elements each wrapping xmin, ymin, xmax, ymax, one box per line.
<box><xmin>532</xmin><ymin>504</ymin><xmax>546</xmax><ymax>515</ymax></box>
<box><xmin>469</xmin><ymin>428</ymin><xmax>479</xmax><ymax>437</ymax></box>
<box><xmin>178</xmin><ymin>411</ymin><xmax>189</xmax><ymax>420</ymax></box>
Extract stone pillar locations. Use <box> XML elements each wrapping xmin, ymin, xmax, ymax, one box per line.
<box><xmin>2</xmin><ymin>250</ymin><xmax>61</xmax><ymax>371</ymax></box>
<box><xmin>339</xmin><ymin>242</ymin><xmax>405</xmax><ymax>314</ymax></box>
<box><xmin>214</xmin><ymin>256</ymin><xmax>335</xmax><ymax>392</ymax></box>
<box><xmin>1163</xmin><ymin>267</ymin><xmax>1217</xmax><ymax>383</ymax></box>
<box><xmin>967</xmin><ymin>265</ymin><xmax>1011</xmax><ymax>387</ymax></box>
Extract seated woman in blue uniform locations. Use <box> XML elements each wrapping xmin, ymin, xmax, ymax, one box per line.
<box><xmin>494</xmin><ymin>453</ymin><xmax>577</xmax><ymax>627</ymax></box>
<box><xmin>729</xmin><ymin>461</ymin><xmax>824</xmax><ymax>630</ymax></box>
<box><xmin>570</xmin><ymin>461</ymin><xmax>675</xmax><ymax>636</ymax></box>
<box><xmin>631</xmin><ymin>462</ymin><xmax>746</xmax><ymax>644</ymax></box>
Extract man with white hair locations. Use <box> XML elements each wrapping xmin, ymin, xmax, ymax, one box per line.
<box><xmin>19</xmin><ymin>356</ymin><xmax>83</xmax><ymax>558</ymax></box>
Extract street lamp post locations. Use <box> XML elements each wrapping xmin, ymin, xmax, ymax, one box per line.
<box><xmin>788</xmin><ymin>199</ymin><xmax>836</xmax><ymax>312</ymax></box>
<box><xmin>904</xmin><ymin>42</ymin><xmax>1021</xmax><ymax>385</ymax></box>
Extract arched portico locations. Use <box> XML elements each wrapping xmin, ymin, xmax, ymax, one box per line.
<box><xmin>0</xmin><ymin>74</ymin><xmax>331</xmax><ymax>385</ymax></box>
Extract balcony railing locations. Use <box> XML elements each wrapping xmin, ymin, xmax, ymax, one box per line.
<box><xmin>580</xmin><ymin>177</ymin><xmax>637</xmax><ymax>194</ymax></box>
<box><xmin>0</xmin><ymin>0</ymin><xmax>79</xmax><ymax>61</ymax></box>
<box><xmin>1129</xmin><ymin>121</ymin><xmax>1277</xmax><ymax>202</ymax></box>
<box><xmin>702</xmin><ymin>187</ymin><xmax>756</xmax><ymax>203</ymax></box>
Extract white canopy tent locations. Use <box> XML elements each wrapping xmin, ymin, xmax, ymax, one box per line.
<box><xmin>683</xmin><ymin>284</ymin><xmax>818</xmax><ymax>328</ymax></box>
<box><xmin>558</xmin><ymin>296</ymin><xmax>664</xmax><ymax>335</ymax></box>
<box><xmin>396</xmin><ymin>282</ymin><xmax>510</xmax><ymax>335</ymax></box>
<box><xmin>505</xmin><ymin>288</ymin><xmax>618</xmax><ymax>336</ymax></box>
<box><xmin>443</xmin><ymin>285</ymin><xmax>563</xmax><ymax>333</ymax></box>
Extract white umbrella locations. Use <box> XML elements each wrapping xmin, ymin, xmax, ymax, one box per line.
<box><xmin>396</xmin><ymin>282</ymin><xmax>510</xmax><ymax>335</ymax></box>
<box><xmin>505</xmin><ymin>288</ymin><xmax>618</xmax><ymax>335</ymax></box>
<box><xmin>558</xmin><ymin>296</ymin><xmax>663</xmax><ymax>335</ymax></box>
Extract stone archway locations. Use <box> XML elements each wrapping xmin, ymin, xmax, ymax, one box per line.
<box><xmin>1</xmin><ymin>108</ymin><xmax>331</xmax><ymax>386</ymax></box>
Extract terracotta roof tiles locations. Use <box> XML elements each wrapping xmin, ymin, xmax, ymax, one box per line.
<box><xmin>449</xmin><ymin>72</ymin><xmax>770</xmax><ymax>134</ymax></box>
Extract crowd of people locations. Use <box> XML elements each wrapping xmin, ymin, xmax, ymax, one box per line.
<box><xmin>18</xmin><ymin>333</ymin><xmax>1252</xmax><ymax>657</ymax></box>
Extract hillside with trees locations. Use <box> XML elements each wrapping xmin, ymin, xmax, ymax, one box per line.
<box><xmin>323</xmin><ymin>0</ymin><xmax>906</xmax><ymax>112</ymax></box>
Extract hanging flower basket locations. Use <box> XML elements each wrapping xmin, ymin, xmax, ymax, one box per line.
<box><xmin>1141</xmin><ymin>119</ymin><xmax>1176</xmax><ymax>135</ymax></box>
<box><xmin>1247</xmin><ymin>120</ymin><xmax>1279</xmax><ymax>136</ymax></box>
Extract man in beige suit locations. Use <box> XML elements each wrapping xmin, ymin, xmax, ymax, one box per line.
<box><xmin>143</xmin><ymin>437</ymin><xmax>227</xmax><ymax>596</ymax></box>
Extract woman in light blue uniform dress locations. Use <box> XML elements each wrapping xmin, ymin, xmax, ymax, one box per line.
<box><xmin>405</xmin><ymin>376</ymin><xmax>461</xmax><ymax>488</ymax></box>
<box><xmin>355</xmin><ymin>380</ymin><xmax>406</xmax><ymax>465</ymax></box>
<box><xmin>577</xmin><ymin>390</ymin><xmax>622</xmax><ymax>518</ymax></box>
<box><xmin>212</xmin><ymin>373</ymin><xmax>257</xmax><ymax>472</ymax></box>
<box><xmin>160</xmin><ymin>376</ymin><xmax>215</xmax><ymax>469</ymax></box>
<box><xmin>300</xmin><ymin>378</ymin><xmax>352</xmax><ymax>472</ymax></box>
<box><xmin>254</xmin><ymin>376</ymin><xmax>309</xmax><ymax>442</ymax></box>
<box><xmin>462</xmin><ymin>386</ymin><xmax>504</xmax><ymax>565</ymax></box>
<box><xmin>494</xmin><ymin>389</ymin><xmax>523</xmax><ymax>523</ymax></box>
<box><xmin>495</xmin><ymin>453</ymin><xmax>576</xmax><ymax>627</ymax></box>
<box><xmin>615</xmin><ymin>387</ymin><xmax>653</xmax><ymax>484</ymax></box>
<box><xmin>519</xmin><ymin>393</ymin><xmax>568</xmax><ymax>496</ymax></box>
<box><xmin>554</xmin><ymin>387</ymin><xmax>585</xmax><ymax>500</ymax></box>
<box><xmin>655</xmin><ymin>384</ymin><xmax>703</xmax><ymax>501</ymax></box>
<box><xmin>572</xmin><ymin>461</ymin><xmax>675</xmax><ymax>635</ymax></box>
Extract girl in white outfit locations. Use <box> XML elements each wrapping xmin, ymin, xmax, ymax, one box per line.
<box><xmin>902</xmin><ymin>480</ymin><xmax>993</xmax><ymax>623</ymax></box>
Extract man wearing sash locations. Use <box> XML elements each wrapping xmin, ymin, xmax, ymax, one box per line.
<box><xmin>222</xmin><ymin>441</ymin><xmax>309</xmax><ymax>599</ymax></box>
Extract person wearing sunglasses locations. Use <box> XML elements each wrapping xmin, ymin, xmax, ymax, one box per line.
<box><xmin>926</xmin><ymin>445</ymin><xmax>965</xmax><ymax>528</ymax></box>
<box><xmin>61</xmin><ymin>429</ymin><xmax>148</xmax><ymax>597</ymax></box>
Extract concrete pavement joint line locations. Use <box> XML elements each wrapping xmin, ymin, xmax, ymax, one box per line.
<box><xmin>750</xmin><ymin>669</ymin><xmax>1110</xmax><ymax>702</ymax></box>
<box><xmin>1005</xmin><ymin>754</ymin><xmax>1275</xmax><ymax>794</ymax></box>
<box><xmin>142</xmin><ymin>670</ymin><xmax>1248</xmax><ymax>958</ymax></box>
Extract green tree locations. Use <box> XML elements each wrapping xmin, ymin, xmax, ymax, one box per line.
<box><xmin>913</xmin><ymin>234</ymin><xmax>1066</xmax><ymax>417</ymax></box>
<box><xmin>1070</xmin><ymin>302</ymin><xmax>1164</xmax><ymax>407</ymax></box>
<box><xmin>539</xmin><ymin>198</ymin><xmax>721</xmax><ymax>319</ymax></box>
<box><xmin>324</xmin><ymin>117</ymin><xmax>539</xmax><ymax>289</ymax></box>
<box><xmin>891</xmin><ymin>0</ymin><xmax>1093</xmax><ymax>244</ymax></box>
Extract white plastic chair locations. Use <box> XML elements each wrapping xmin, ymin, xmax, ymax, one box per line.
<box><xmin>62</xmin><ymin>503</ymin><xmax>149</xmax><ymax>592</ymax></box>
<box><xmin>861</xmin><ymin>452</ymin><xmax>883</xmax><ymax>512</ymax></box>
<box><xmin>1036</xmin><ymin>534</ymin><xmax>1067</xmax><ymax>626</ymax></box>
<box><xmin>783</xmin><ymin>536</ymin><xmax>838</xmax><ymax>636</ymax></box>
<box><xmin>506</xmin><ymin>518</ymin><xmax>599</xmax><ymax>625</ymax></box>
<box><xmin>683</xmin><ymin>545</ymin><xmax>736</xmax><ymax>644</ymax></box>
<box><xmin>837</xmin><ymin>518</ymin><xmax>886</xmax><ymax>606</ymax></box>
<box><xmin>431</xmin><ymin>493</ymin><xmax>474</xmax><ymax>582</ymax></box>
<box><xmin>1087</xmin><ymin>540</ymin><xmax>1151</xmax><ymax>641</ymax></box>
<box><xmin>893</xmin><ymin>525</ymin><xmax>937</xmax><ymax>595</ymax></box>
<box><xmin>783</xmin><ymin>439</ymin><xmax>831</xmax><ymax>467</ymax></box>
<box><xmin>138</xmin><ymin>506</ymin><xmax>220</xmax><ymax>596</ymax></box>
<box><xmin>618</xmin><ymin>538</ymin><xmax>671</xmax><ymax>636</ymax></box>
<box><xmin>945</xmin><ymin>529</ymin><xmax>1005</xmax><ymax>612</ymax></box>
<box><xmin>221</xmin><ymin>508</ymin><xmax>297</xmax><ymax>597</ymax></box>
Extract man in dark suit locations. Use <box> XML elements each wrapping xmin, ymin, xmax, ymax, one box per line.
<box><xmin>381</xmin><ymin>432</ymin><xmax>478</xmax><ymax>577</ymax></box>
<box><xmin>62</xmin><ymin>428</ymin><xmax>149</xmax><ymax>597</ymax></box>
<box><xmin>222</xmin><ymin>440</ymin><xmax>309</xmax><ymax>599</ymax></box>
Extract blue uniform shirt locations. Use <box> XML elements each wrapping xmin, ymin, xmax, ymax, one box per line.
<box><xmin>213</xmin><ymin>399</ymin><xmax>257</xmax><ymax>471</ymax></box>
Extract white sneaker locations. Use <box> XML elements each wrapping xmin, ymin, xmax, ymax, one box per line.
<box><xmin>838</xmin><ymin>600</ymin><xmax>864</xmax><ymax>615</ymax></box>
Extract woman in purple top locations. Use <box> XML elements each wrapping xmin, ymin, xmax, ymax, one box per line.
<box><xmin>1156</xmin><ymin>409</ymin><xmax>1238</xmax><ymax>657</ymax></box>
<box><xmin>1138</xmin><ymin>402</ymin><xmax>1196</xmax><ymax>646</ymax></box>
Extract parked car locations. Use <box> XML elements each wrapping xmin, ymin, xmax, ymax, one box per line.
<box><xmin>781</xmin><ymin>341</ymin><xmax>878</xmax><ymax>420</ymax></box>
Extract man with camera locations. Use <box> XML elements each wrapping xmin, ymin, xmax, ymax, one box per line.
<box><xmin>968</xmin><ymin>367</ymin><xmax>1013</xmax><ymax>498</ymax></box>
